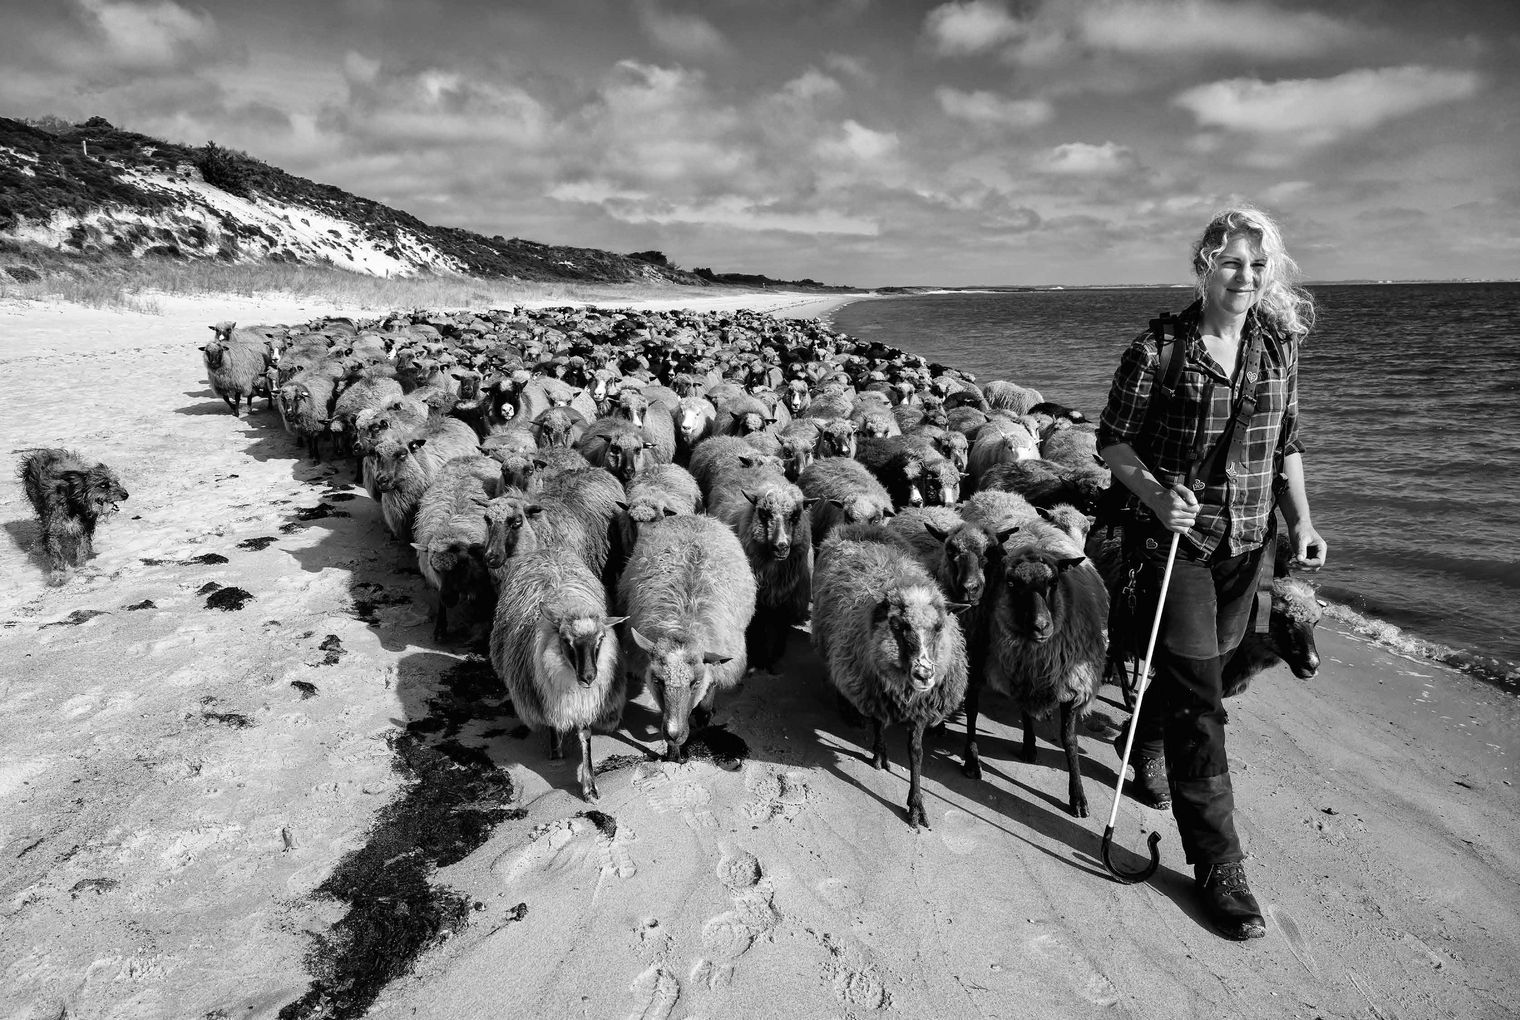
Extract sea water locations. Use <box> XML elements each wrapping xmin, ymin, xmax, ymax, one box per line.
<box><xmin>829</xmin><ymin>283</ymin><xmax>1520</xmax><ymax>686</ymax></box>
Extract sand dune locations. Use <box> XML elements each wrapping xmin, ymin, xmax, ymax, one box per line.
<box><xmin>1</xmin><ymin>291</ymin><xmax>1516</xmax><ymax>1020</ymax></box>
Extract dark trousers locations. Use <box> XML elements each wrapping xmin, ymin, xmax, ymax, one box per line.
<box><xmin>1128</xmin><ymin>533</ymin><xmax>1264</xmax><ymax>865</ymax></box>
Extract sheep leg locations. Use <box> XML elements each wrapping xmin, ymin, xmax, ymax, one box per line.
<box><xmin>906</xmin><ymin>717</ymin><xmax>929</xmax><ymax>830</ymax></box>
<box><xmin>1060</xmin><ymin>701</ymin><xmax>1089</xmax><ymax>818</ymax></box>
<box><xmin>871</xmin><ymin>718</ymin><xmax>889</xmax><ymax>771</ymax></box>
<box><xmin>432</xmin><ymin>591</ymin><xmax>450</xmax><ymax>642</ymax></box>
<box><xmin>548</xmin><ymin>728</ymin><xmax>565</xmax><ymax>760</ymax></box>
<box><xmin>1020</xmin><ymin>711</ymin><xmax>1038</xmax><ymax>763</ymax></box>
<box><xmin>577</xmin><ymin>725</ymin><xmax>598</xmax><ymax>801</ymax></box>
<box><xmin>961</xmin><ymin>678</ymin><xmax>983</xmax><ymax>781</ymax></box>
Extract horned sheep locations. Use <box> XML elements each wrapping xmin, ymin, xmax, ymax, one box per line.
<box><xmin>618</xmin><ymin>514</ymin><xmax>757</xmax><ymax>760</ymax></box>
<box><xmin>490</xmin><ymin>548</ymin><xmax>626</xmax><ymax>800</ymax></box>
<box><xmin>812</xmin><ymin>532</ymin><xmax>968</xmax><ymax>829</ymax></box>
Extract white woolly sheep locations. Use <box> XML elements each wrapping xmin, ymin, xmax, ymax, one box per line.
<box><xmin>813</xmin><ymin>532</ymin><xmax>968</xmax><ymax>829</ymax></box>
<box><xmin>372</xmin><ymin>415</ymin><xmax>480</xmax><ymax>542</ymax></box>
<box><xmin>202</xmin><ymin>323</ymin><xmax>277</xmax><ymax>417</ymax></box>
<box><xmin>982</xmin><ymin>380</ymin><xmax>1044</xmax><ymax>415</ymax></box>
<box><xmin>490</xmin><ymin>548</ymin><xmax>626</xmax><ymax>800</ymax></box>
<box><xmin>619</xmin><ymin>514</ymin><xmax>757</xmax><ymax>760</ymax></box>
<box><xmin>524</xmin><ymin>466</ymin><xmax>625</xmax><ymax>577</ymax></box>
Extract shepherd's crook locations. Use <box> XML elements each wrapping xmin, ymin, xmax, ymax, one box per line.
<box><xmin>1100</xmin><ymin>527</ymin><xmax>1182</xmax><ymax>883</ymax></box>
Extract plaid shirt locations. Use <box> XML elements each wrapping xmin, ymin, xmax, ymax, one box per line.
<box><xmin>1096</xmin><ymin>301</ymin><xmax>1303</xmax><ymax>559</ymax></box>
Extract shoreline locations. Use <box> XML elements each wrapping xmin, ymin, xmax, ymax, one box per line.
<box><xmin>2</xmin><ymin>292</ymin><xmax>1517</xmax><ymax>1020</ymax></box>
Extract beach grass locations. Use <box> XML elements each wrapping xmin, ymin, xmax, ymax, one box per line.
<box><xmin>0</xmin><ymin>245</ymin><xmax>731</xmax><ymax>314</ymax></box>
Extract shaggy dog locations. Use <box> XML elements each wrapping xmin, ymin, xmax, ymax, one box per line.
<box><xmin>19</xmin><ymin>448</ymin><xmax>129</xmax><ymax>585</ymax></box>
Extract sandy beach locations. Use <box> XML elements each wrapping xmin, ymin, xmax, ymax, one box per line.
<box><xmin>2</xmin><ymin>290</ymin><xmax>1518</xmax><ymax>1020</ymax></box>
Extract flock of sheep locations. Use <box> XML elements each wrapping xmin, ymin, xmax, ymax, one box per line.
<box><xmin>198</xmin><ymin>305</ymin><xmax>1319</xmax><ymax>829</ymax></box>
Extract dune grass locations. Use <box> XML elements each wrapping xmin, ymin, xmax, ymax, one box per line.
<box><xmin>0</xmin><ymin>247</ymin><xmax>727</xmax><ymax>315</ymax></box>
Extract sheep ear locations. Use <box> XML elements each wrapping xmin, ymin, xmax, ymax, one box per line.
<box><xmin>1036</xmin><ymin>507</ymin><xmax>1054</xmax><ymax>521</ymax></box>
<box><xmin>1055</xmin><ymin>556</ymin><xmax>1086</xmax><ymax>573</ymax></box>
<box><xmin>827</xmin><ymin>497</ymin><xmax>845</xmax><ymax>510</ymax></box>
<box><xmin>924</xmin><ymin>522</ymin><xmax>951</xmax><ymax>541</ymax></box>
<box><xmin>996</xmin><ymin>526</ymin><xmax>1020</xmax><ymax>544</ymax></box>
<box><xmin>613</xmin><ymin>499</ymin><xmax>630</xmax><ymax>512</ymax></box>
<box><xmin>880</xmin><ymin>508</ymin><xmax>895</xmax><ymax>519</ymax></box>
<box><xmin>802</xmin><ymin>497</ymin><xmax>821</xmax><ymax>508</ymax></box>
<box><xmin>702</xmin><ymin>651</ymin><xmax>732</xmax><ymax>665</ymax></box>
<box><xmin>525</xmin><ymin>504</ymin><xmax>544</xmax><ymax>516</ymax></box>
<box><xmin>408</xmin><ymin>438</ymin><xmax>428</xmax><ymax>452</ymax></box>
<box><xmin>410</xmin><ymin>542</ymin><xmax>427</xmax><ymax>551</ymax></box>
<box><xmin>744</xmin><ymin>491</ymin><xmax>759</xmax><ymax>505</ymax></box>
<box><xmin>661</xmin><ymin>506</ymin><xmax>679</xmax><ymax>516</ymax></box>
<box><xmin>630</xmin><ymin>627</ymin><xmax>655</xmax><ymax>651</ymax></box>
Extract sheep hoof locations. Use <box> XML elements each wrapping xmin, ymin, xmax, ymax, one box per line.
<box><xmin>962</xmin><ymin>751</ymin><xmax>982</xmax><ymax>781</ymax></box>
<box><xmin>906</xmin><ymin>801</ymin><xmax>929</xmax><ymax>830</ymax></box>
<box><xmin>582</xmin><ymin>781</ymin><xmax>599</xmax><ymax>802</ymax></box>
<box><xmin>1069</xmin><ymin>797</ymin><xmax>1090</xmax><ymax>818</ymax></box>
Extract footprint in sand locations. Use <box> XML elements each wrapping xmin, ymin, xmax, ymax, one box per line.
<box><xmin>823</xmin><ymin>961</ymin><xmax>892</xmax><ymax>1011</ymax></box>
<box><xmin>691</xmin><ymin>850</ymin><xmax>781</xmax><ymax>992</ymax></box>
<box><xmin>741</xmin><ymin>765</ymin><xmax>812</xmax><ymax>822</ymax></box>
<box><xmin>631</xmin><ymin>762</ymin><xmax>717</xmax><ymax>829</ymax></box>
<box><xmin>493</xmin><ymin>814</ymin><xmax>637</xmax><ymax>890</ymax></box>
<box><xmin>939</xmin><ymin>807</ymin><xmax>999</xmax><ymax>855</ymax></box>
<box><xmin>626</xmin><ymin>964</ymin><xmax>680</xmax><ymax>1020</ymax></box>
<box><xmin>1025</xmin><ymin>930</ymin><xmax>1121</xmax><ymax>1007</ymax></box>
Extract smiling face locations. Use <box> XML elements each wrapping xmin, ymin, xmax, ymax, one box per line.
<box><xmin>1202</xmin><ymin>233</ymin><xmax>1269</xmax><ymax>319</ymax></box>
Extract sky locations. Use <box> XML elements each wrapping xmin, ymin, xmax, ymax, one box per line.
<box><xmin>2</xmin><ymin>0</ymin><xmax>1518</xmax><ymax>286</ymax></box>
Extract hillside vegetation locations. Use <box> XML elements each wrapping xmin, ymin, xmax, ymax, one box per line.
<box><xmin>0</xmin><ymin>116</ymin><xmax>849</xmax><ymax>291</ymax></box>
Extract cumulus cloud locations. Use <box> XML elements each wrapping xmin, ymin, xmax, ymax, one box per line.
<box><xmin>74</xmin><ymin>0</ymin><xmax>218</xmax><ymax>71</ymax></box>
<box><xmin>548</xmin><ymin>184</ymin><xmax>879</xmax><ymax>236</ymax></box>
<box><xmin>1079</xmin><ymin>0</ymin><xmax>1360</xmax><ymax>60</ymax></box>
<box><xmin>1037</xmin><ymin>141</ymin><xmax>1140</xmax><ymax>176</ymax></box>
<box><xmin>816</xmin><ymin>120</ymin><xmax>899</xmax><ymax>163</ymax></box>
<box><xmin>935</xmin><ymin>87</ymin><xmax>1052</xmax><ymax>129</ymax></box>
<box><xmin>923</xmin><ymin>0</ymin><xmax>1024</xmax><ymax>56</ymax></box>
<box><xmin>1174</xmin><ymin>65</ymin><xmax>1483</xmax><ymax>146</ymax></box>
<box><xmin>635</xmin><ymin>1</ymin><xmax>730</xmax><ymax>60</ymax></box>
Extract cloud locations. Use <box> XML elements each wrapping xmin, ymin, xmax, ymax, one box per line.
<box><xmin>1036</xmin><ymin>141</ymin><xmax>1140</xmax><ymax>176</ymax></box>
<box><xmin>72</xmin><ymin>0</ymin><xmax>218</xmax><ymax>71</ymax></box>
<box><xmin>336</xmin><ymin>64</ymin><xmax>552</xmax><ymax>149</ymax></box>
<box><xmin>1174</xmin><ymin>66</ymin><xmax>1483</xmax><ymax>146</ymax></box>
<box><xmin>781</xmin><ymin>69</ymin><xmax>844</xmax><ymax>103</ymax></box>
<box><xmin>935</xmin><ymin>87</ymin><xmax>1052</xmax><ymax>129</ymax></box>
<box><xmin>816</xmin><ymin>120</ymin><xmax>899</xmax><ymax>163</ymax></box>
<box><xmin>923</xmin><ymin>0</ymin><xmax>1024</xmax><ymax>56</ymax></box>
<box><xmin>635</xmin><ymin>1</ymin><xmax>730</xmax><ymax>60</ymax></box>
<box><xmin>1079</xmin><ymin>0</ymin><xmax>1360</xmax><ymax>60</ymax></box>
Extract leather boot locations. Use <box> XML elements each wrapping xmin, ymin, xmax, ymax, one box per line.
<box><xmin>1112</xmin><ymin>730</ymin><xmax>1170</xmax><ymax>809</ymax></box>
<box><xmin>1194</xmin><ymin>862</ymin><xmax>1267</xmax><ymax>940</ymax></box>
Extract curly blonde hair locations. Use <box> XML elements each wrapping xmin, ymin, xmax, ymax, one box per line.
<box><xmin>1192</xmin><ymin>205</ymin><xmax>1315</xmax><ymax>338</ymax></box>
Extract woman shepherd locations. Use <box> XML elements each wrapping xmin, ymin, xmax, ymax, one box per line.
<box><xmin>1097</xmin><ymin>205</ymin><xmax>1328</xmax><ymax>941</ymax></box>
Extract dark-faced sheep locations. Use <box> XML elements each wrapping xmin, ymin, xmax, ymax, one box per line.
<box><xmin>965</xmin><ymin>526</ymin><xmax>1108</xmax><ymax>818</ymax></box>
<box><xmin>576</xmin><ymin>418</ymin><xmax>650</xmax><ymax>486</ymax></box>
<box><xmin>19</xmin><ymin>448</ymin><xmax>129</xmax><ymax>586</ymax></box>
<box><xmin>372</xmin><ymin>416</ymin><xmax>481</xmax><ymax>542</ymax></box>
<box><xmin>412</xmin><ymin>454</ymin><xmax>501</xmax><ymax>640</ymax></box>
<box><xmin>813</xmin><ymin>533</ymin><xmax>968</xmax><ymax>829</ymax></box>
<box><xmin>482</xmin><ymin>491</ymin><xmax>541</xmax><ymax>586</ymax></box>
<box><xmin>887</xmin><ymin>507</ymin><xmax>1012</xmax><ymax>612</ymax></box>
<box><xmin>708</xmin><ymin>466</ymin><xmax>814</xmax><ymax>671</ymax></box>
<box><xmin>490</xmin><ymin>548</ymin><xmax>626</xmax><ymax>800</ymax></box>
<box><xmin>797</xmin><ymin>456</ymin><xmax>894</xmax><ymax>548</ymax></box>
<box><xmin>619</xmin><ymin>514</ymin><xmax>757</xmax><ymax>760</ymax></box>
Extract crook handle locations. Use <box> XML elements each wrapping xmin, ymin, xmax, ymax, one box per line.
<box><xmin>1102</xmin><ymin>825</ymin><xmax>1161</xmax><ymax>884</ymax></box>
